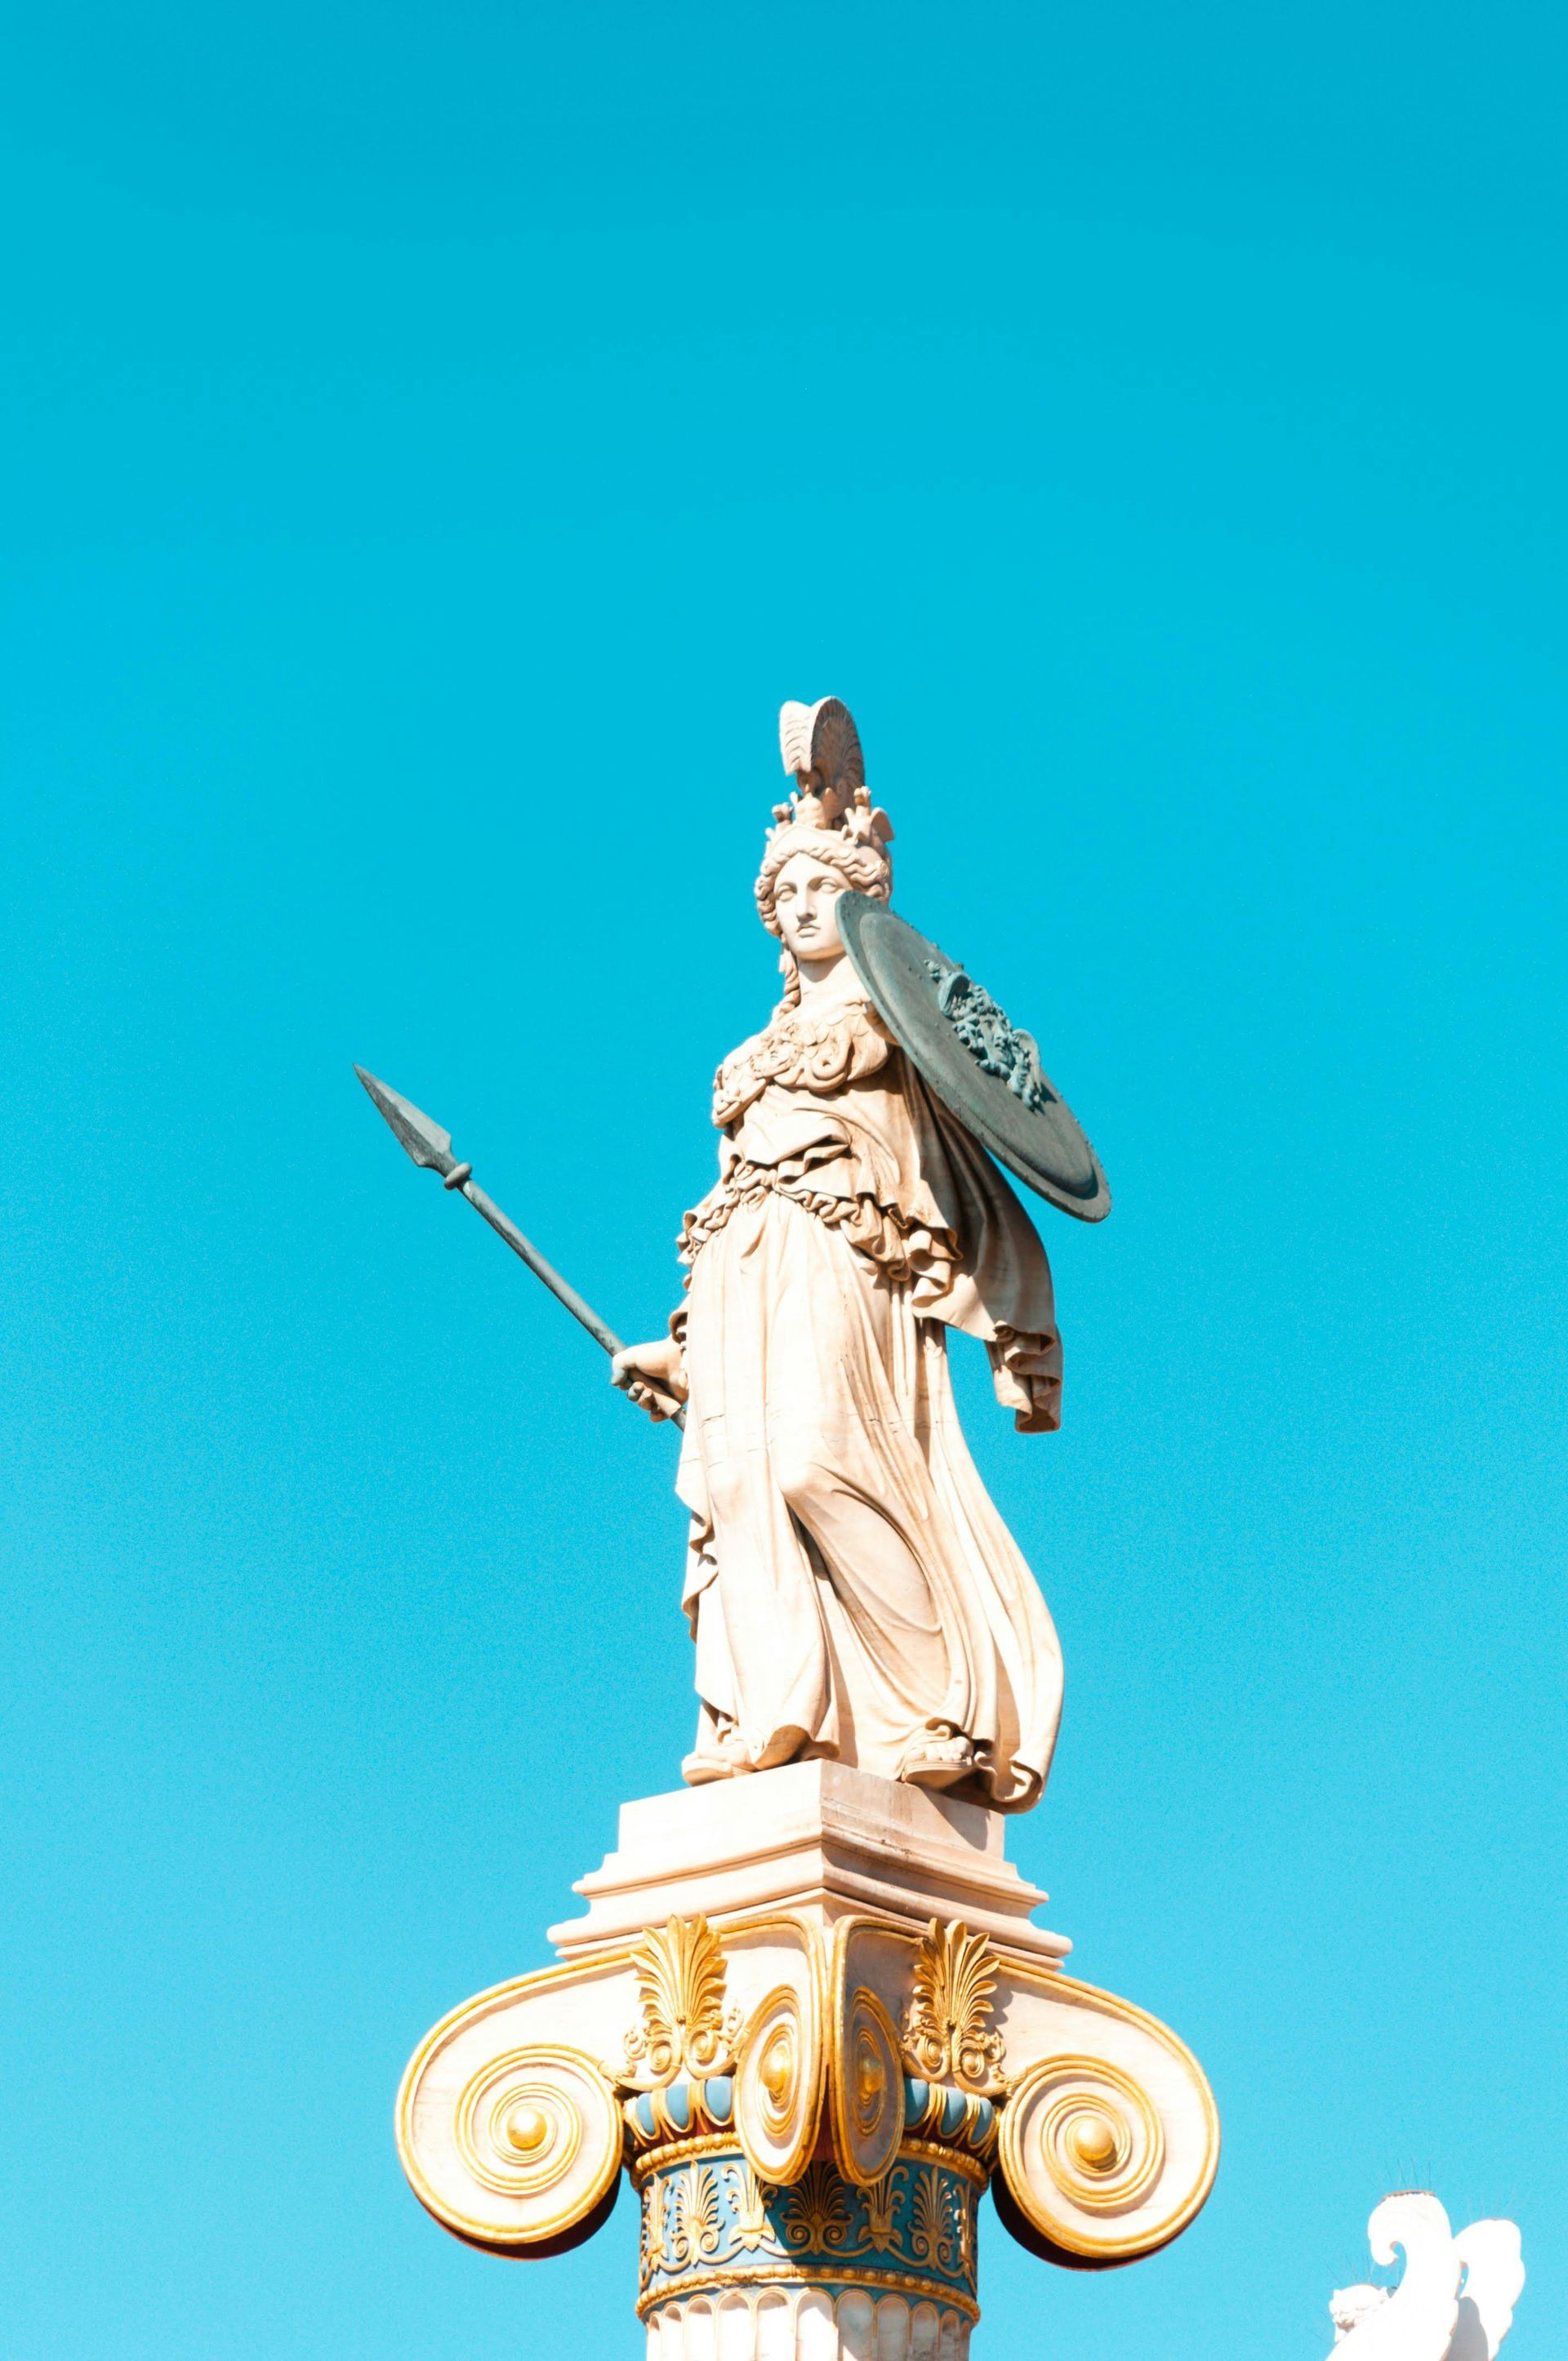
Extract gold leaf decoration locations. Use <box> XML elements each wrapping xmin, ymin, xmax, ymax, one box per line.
<box><xmin>908</xmin><ymin>2163</ymin><xmax>946</xmax><ymax>2264</ymax></box>
<box><xmin>667</xmin><ymin>2163</ymin><xmax>725</xmax><ymax>2266</ymax></box>
<box><xmin>724</xmin><ymin>2158</ymin><xmax>775</xmax><ymax>2252</ymax></box>
<box><xmin>623</xmin><ymin>1914</ymin><xmax>741</xmax><ymax>2084</ymax></box>
<box><xmin>775</xmin><ymin>2160</ymin><xmax>859</xmax><ymax>2253</ymax></box>
<box><xmin>953</xmin><ymin>2181</ymin><xmax>974</xmax><ymax>2276</ymax></box>
<box><xmin>902</xmin><ymin>1918</ymin><xmax>1007</xmax><ymax>2094</ymax></box>
<box><xmin>861</xmin><ymin>2165</ymin><xmax>908</xmax><ymax>2255</ymax></box>
<box><xmin>908</xmin><ymin>2164</ymin><xmax>963</xmax><ymax>2273</ymax></box>
<box><xmin>642</xmin><ymin>2177</ymin><xmax>667</xmax><ymax>2275</ymax></box>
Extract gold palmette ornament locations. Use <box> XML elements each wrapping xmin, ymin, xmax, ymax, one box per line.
<box><xmin>902</xmin><ymin>1919</ymin><xmax>1008</xmax><ymax>2096</ymax></box>
<box><xmin>622</xmin><ymin>1915</ymin><xmax>741</xmax><ymax>2086</ymax></box>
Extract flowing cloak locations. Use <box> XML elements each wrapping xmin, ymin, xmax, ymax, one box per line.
<box><xmin>671</xmin><ymin>987</ymin><xmax>1064</xmax><ymax>1812</ymax></box>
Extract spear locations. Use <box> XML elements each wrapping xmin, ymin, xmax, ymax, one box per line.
<box><xmin>354</xmin><ymin>1066</ymin><xmax>685</xmax><ymax>1429</ymax></box>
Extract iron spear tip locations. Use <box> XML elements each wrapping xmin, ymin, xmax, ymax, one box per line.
<box><xmin>354</xmin><ymin>1064</ymin><xmax>457</xmax><ymax>1175</ymax></box>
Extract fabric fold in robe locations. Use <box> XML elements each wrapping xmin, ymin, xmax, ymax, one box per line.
<box><xmin>670</xmin><ymin>990</ymin><xmax>1065</xmax><ymax>1812</ymax></box>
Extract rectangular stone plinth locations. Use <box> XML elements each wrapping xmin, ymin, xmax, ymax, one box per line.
<box><xmin>547</xmin><ymin>1759</ymin><xmax>1069</xmax><ymax>1965</ymax></box>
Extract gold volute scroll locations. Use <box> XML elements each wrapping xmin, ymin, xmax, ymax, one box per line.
<box><xmin>623</xmin><ymin>1914</ymin><xmax>741</xmax><ymax>2086</ymax></box>
<box><xmin>831</xmin><ymin>1985</ymin><xmax>906</xmax><ymax>2187</ymax></box>
<box><xmin>902</xmin><ymin>1918</ymin><xmax>1007</xmax><ymax>2096</ymax></box>
<box><xmin>734</xmin><ymin>1981</ymin><xmax>824</xmax><ymax>2188</ymax></box>
<box><xmin>996</xmin><ymin>2052</ymin><xmax>1196</xmax><ymax>2265</ymax></box>
<box><xmin>399</xmin><ymin>2038</ymin><xmax>624</xmax><ymax>2254</ymax></box>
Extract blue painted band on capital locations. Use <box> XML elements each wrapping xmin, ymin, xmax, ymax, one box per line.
<box><xmin>627</xmin><ymin>2076</ymin><xmax>736</xmax><ymax>2145</ymax></box>
<box><xmin>639</xmin><ymin>2150</ymin><xmax>980</xmax><ymax>2312</ymax></box>
<box><xmin>902</xmin><ymin>2078</ymin><xmax>997</xmax><ymax>2156</ymax></box>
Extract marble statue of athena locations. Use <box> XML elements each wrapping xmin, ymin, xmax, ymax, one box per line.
<box><xmin>613</xmin><ymin>700</ymin><xmax>1066</xmax><ymax>1813</ymax></box>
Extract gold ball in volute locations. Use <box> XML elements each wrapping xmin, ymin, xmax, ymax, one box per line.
<box><xmin>761</xmin><ymin>2029</ymin><xmax>795</xmax><ymax>2104</ymax></box>
<box><xmin>504</xmin><ymin>2102</ymin><xmax>551</xmax><ymax>2156</ymax></box>
<box><xmin>1067</xmin><ymin>2109</ymin><xmax>1120</xmax><ymax>2175</ymax></box>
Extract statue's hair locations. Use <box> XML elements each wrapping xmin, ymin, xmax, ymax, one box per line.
<box><xmin>759</xmin><ymin>697</ymin><xmax>893</xmax><ymax>1007</ymax></box>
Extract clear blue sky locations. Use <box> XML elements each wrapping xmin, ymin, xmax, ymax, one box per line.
<box><xmin>2</xmin><ymin>4</ymin><xmax>1562</xmax><ymax>2355</ymax></box>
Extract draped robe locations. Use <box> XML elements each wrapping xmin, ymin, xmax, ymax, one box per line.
<box><xmin>672</xmin><ymin>987</ymin><xmax>1064</xmax><ymax>1812</ymax></box>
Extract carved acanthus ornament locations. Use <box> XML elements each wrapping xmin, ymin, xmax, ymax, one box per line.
<box><xmin>622</xmin><ymin>1913</ymin><xmax>742</xmax><ymax>2084</ymax></box>
<box><xmin>902</xmin><ymin>1918</ymin><xmax>1007</xmax><ymax>2095</ymax></box>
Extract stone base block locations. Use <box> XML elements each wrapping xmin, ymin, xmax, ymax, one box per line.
<box><xmin>550</xmin><ymin>1760</ymin><xmax>1069</xmax><ymax>1966</ymax></box>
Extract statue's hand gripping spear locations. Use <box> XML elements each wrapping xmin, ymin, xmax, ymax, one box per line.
<box><xmin>354</xmin><ymin>1067</ymin><xmax>687</xmax><ymax>1428</ymax></box>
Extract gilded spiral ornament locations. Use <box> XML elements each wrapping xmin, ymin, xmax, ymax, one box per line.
<box><xmin>399</xmin><ymin>2040</ymin><xmax>623</xmax><ymax>2254</ymax></box>
<box><xmin>997</xmin><ymin>2055</ymin><xmax>1169</xmax><ymax>2261</ymax></box>
<box><xmin>734</xmin><ymin>1982</ymin><xmax>822</xmax><ymax>2187</ymax></box>
<box><xmin>830</xmin><ymin>1985</ymin><xmax>905</xmax><ymax>2186</ymax></box>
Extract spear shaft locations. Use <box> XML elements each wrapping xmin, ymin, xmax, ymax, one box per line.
<box><xmin>354</xmin><ymin>1065</ymin><xmax>684</xmax><ymax>1428</ymax></box>
<box><xmin>456</xmin><ymin>1176</ymin><xmax>624</xmax><ymax>1359</ymax></box>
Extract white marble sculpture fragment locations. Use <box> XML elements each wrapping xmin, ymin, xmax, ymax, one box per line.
<box><xmin>612</xmin><ymin>698</ymin><xmax>1065</xmax><ymax>1812</ymax></box>
<box><xmin>1329</xmin><ymin>2194</ymin><xmax>1524</xmax><ymax>2359</ymax></box>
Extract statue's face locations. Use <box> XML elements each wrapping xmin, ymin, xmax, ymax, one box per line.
<box><xmin>772</xmin><ymin>849</ymin><xmax>846</xmax><ymax>963</ymax></box>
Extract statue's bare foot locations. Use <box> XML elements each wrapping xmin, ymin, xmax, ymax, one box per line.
<box><xmin>899</xmin><ymin>1731</ymin><xmax>975</xmax><ymax>1789</ymax></box>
